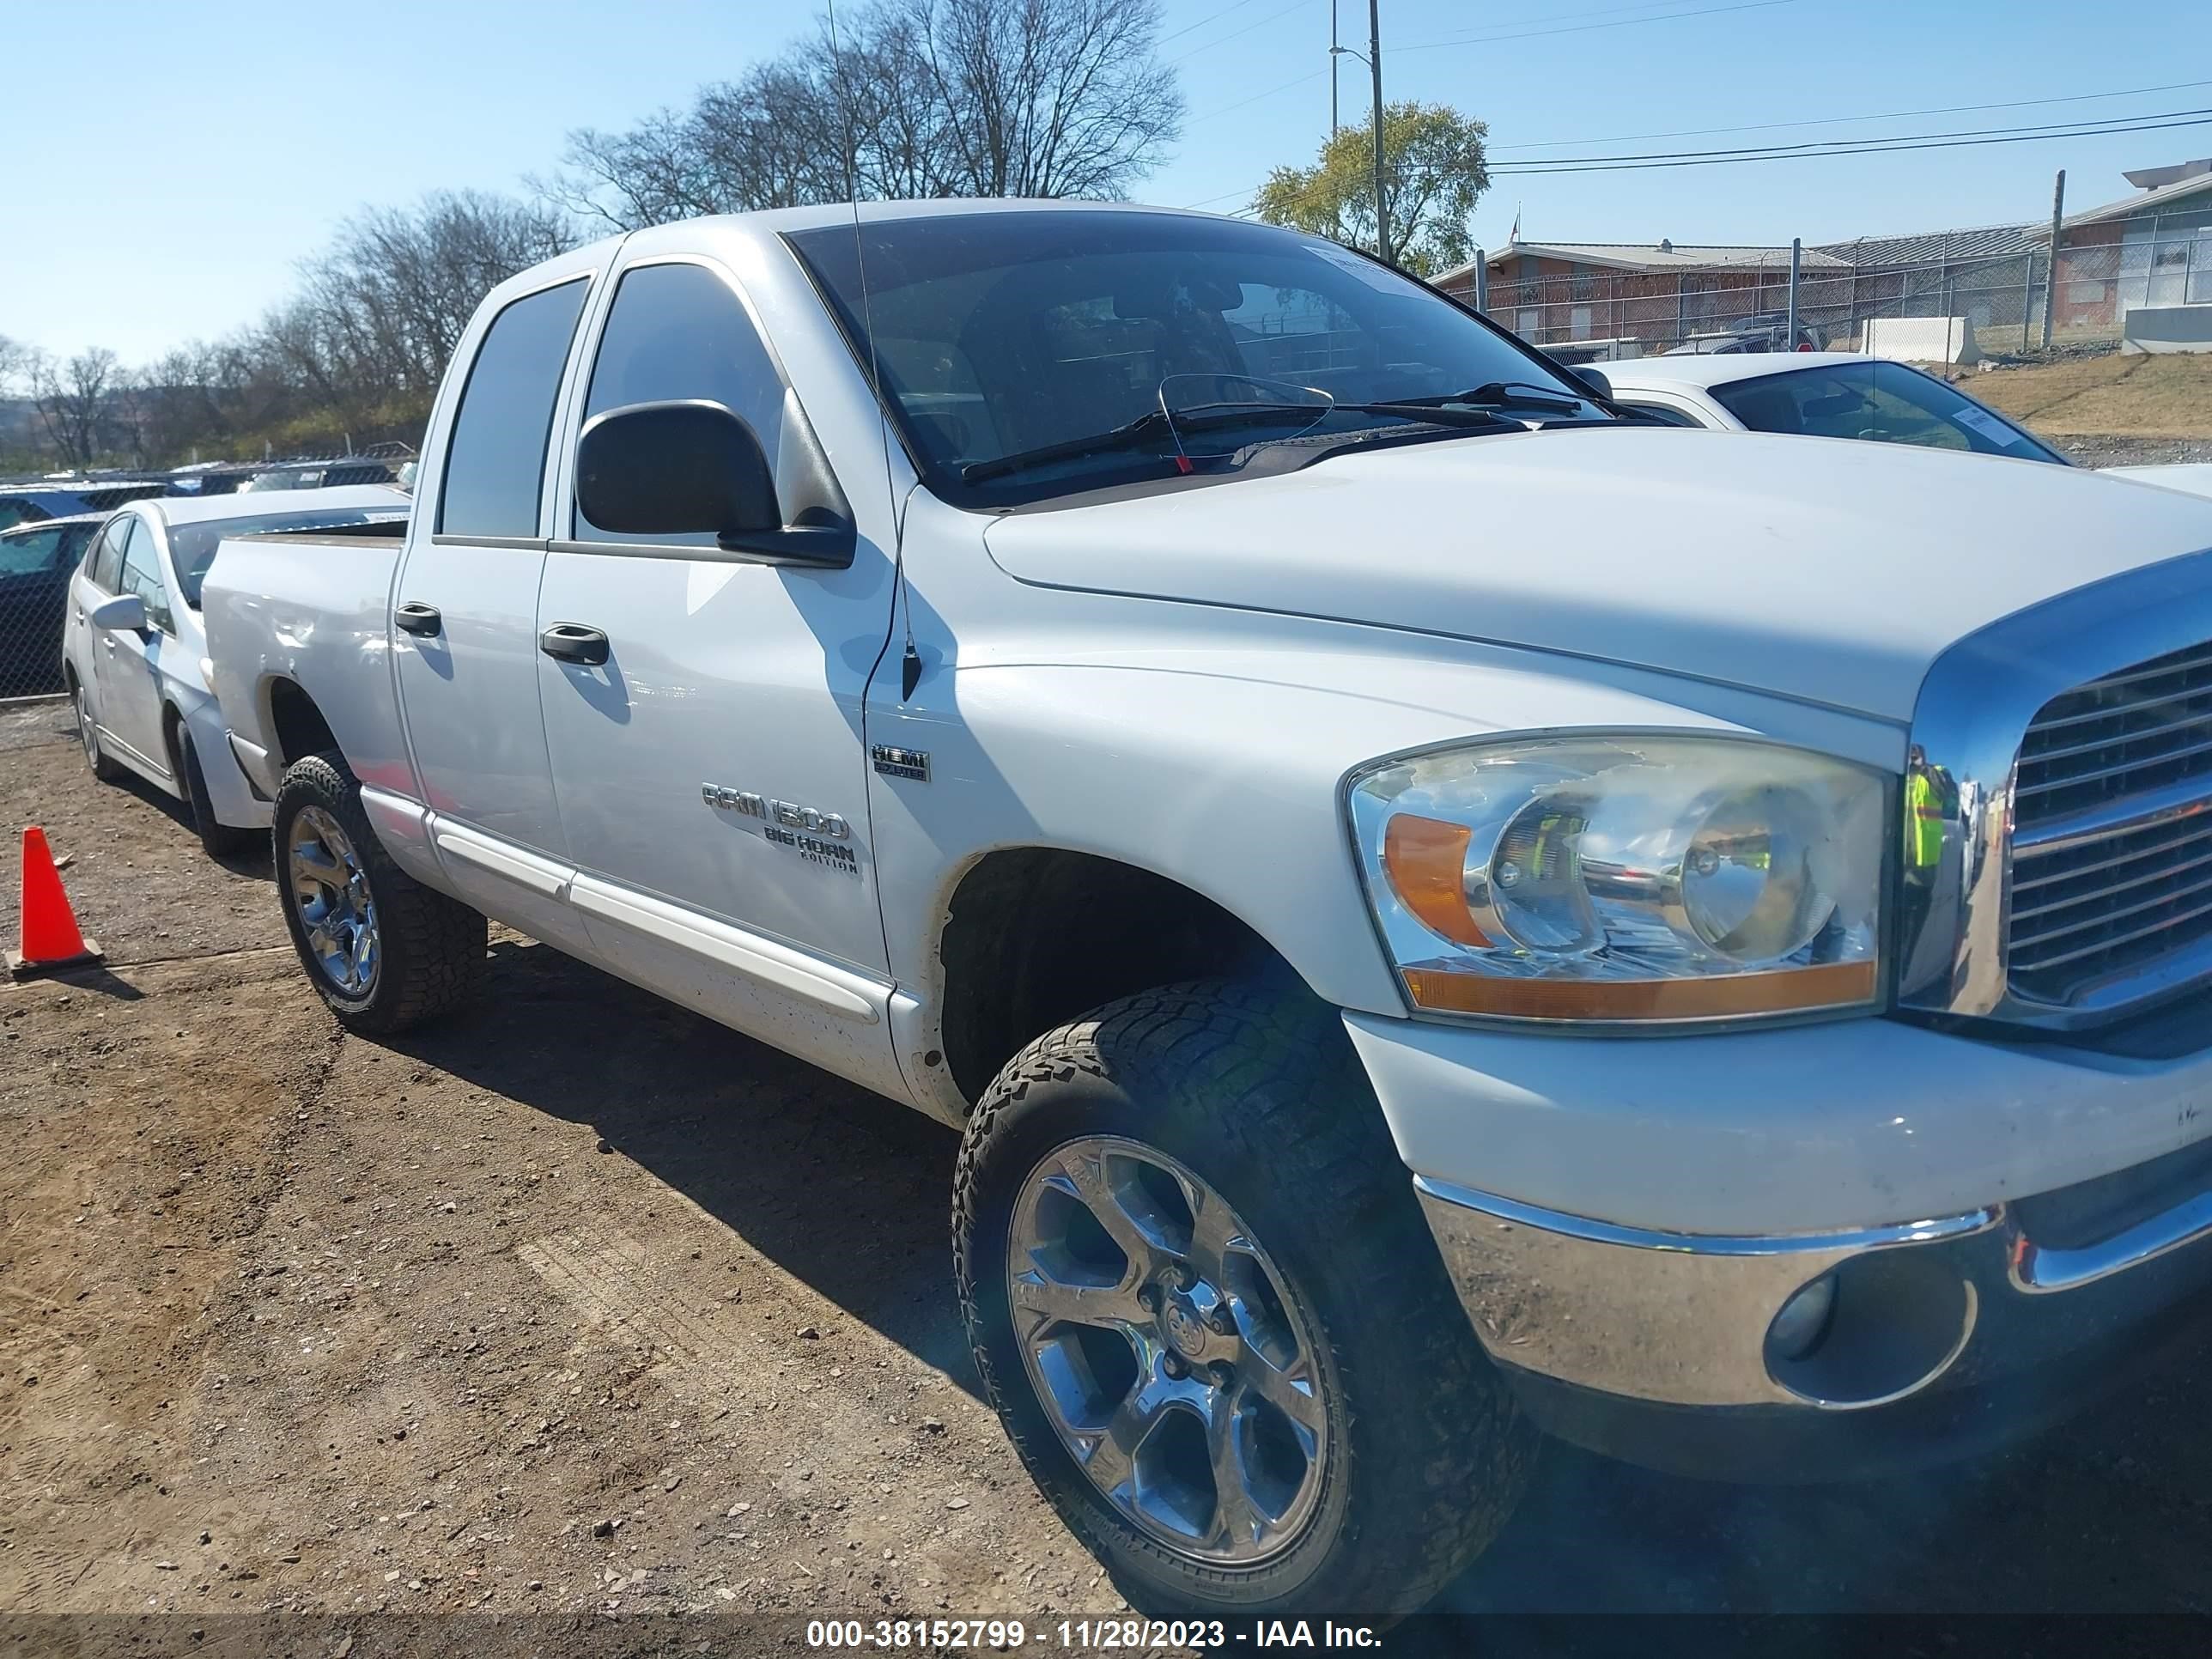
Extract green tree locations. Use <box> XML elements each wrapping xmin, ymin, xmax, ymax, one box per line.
<box><xmin>1253</xmin><ymin>101</ymin><xmax>1489</xmax><ymax>277</ymax></box>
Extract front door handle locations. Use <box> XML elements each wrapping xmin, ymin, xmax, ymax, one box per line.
<box><xmin>539</xmin><ymin>623</ymin><xmax>610</xmax><ymax>666</ymax></box>
<box><xmin>394</xmin><ymin>600</ymin><xmax>442</xmax><ymax>636</ymax></box>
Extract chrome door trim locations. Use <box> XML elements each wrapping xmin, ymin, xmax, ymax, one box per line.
<box><xmin>566</xmin><ymin>872</ymin><xmax>887</xmax><ymax>1024</ymax></box>
<box><xmin>431</xmin><ymin>817</ymin><xmax>575</xmax><ymax>899</ymax></box>
<box><xmin>1897</xmin><ymin>544</ymin><xmax>2212</xmax><ymax>1028</ymax></box>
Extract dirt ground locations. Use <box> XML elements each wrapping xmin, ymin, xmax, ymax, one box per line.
<box><xmin>1970</xmin><ymin>350</ymin><xmax>2212</xmax><ymax>464</ymax></box>
<box><xmin>4</xmin><ymin>696</ymin><xmax>2212</xmax><ymax>1651</ymax></box>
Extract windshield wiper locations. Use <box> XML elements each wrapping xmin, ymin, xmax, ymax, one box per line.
<box><xmin>961</xmin><ymin>398</ymin><xmax>1521</xmax><ymax>486</ymax></box>
<box><xmin>1394</xmin><ymin>381</ymin><xmax>1592</xmax><ymax>416</ymax></box>
<box><xmin>1330</xmin><ymin>402</ymin><xmax>1524</xmax><ymax>429</ymax></box>
<box><xmin>960</xmin><ymin>410</ymin><xmax>1174</xmax><ymax>484</ymax></box>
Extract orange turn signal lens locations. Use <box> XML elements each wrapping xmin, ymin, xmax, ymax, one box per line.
<box><xmin>1401</xmin><ymin>959</ymin><xmax>1877</xmax><ymax>1022</ymax></box>
<box><xmin>1382</xmin><ymin>813</ymin><xmax>1491</xmax><ymax>947</ymax></box>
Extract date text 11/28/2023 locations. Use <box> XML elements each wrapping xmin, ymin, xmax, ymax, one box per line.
<box><xmin>805</xmin><ymin>1618</ymin><xmax>1384</xmax><ymax>1649</ymax></box>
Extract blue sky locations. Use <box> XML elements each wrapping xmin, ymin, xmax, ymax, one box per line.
<box><xmin>4</xmin><ymin>0</ymin><xmax>2207</xmax><ymax>362</ymax></box>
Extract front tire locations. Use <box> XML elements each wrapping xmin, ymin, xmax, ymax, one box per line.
<box><xmin>954</xmin><ymin>981</ymin><xmax>1532</xmax><ymax>1620</ymax></box>
<box><xmin>272</xmin><ymin>750</ymin><xmax>485</xmax><ymax>1034</ymax></box>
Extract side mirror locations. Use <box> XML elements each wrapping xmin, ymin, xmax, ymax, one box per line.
<box><xmin>89</xmin><ymin>592</ymin><xmax>148</xmax><ymax>633</ymax></box>
<box><xmin>574</xmin><ymin>399</ymin><xmax>853</xmax><ymax>568</ymax></box>
<box><xmin>1570</xmin><ymin>367</ymin><xmax>1613</xmax><ymax>402</ymax></box>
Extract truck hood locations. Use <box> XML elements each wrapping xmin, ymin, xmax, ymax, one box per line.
<box><xmin>982</xmin><ymin>428</ymin><xmax>2212</xmax><ymax>722</ymax></box>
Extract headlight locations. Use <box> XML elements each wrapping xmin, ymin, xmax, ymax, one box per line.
<box><xmin>1348</xmin><ymin>735</ymin><xmax>1887</xmax><ymax>1024</ymax></box>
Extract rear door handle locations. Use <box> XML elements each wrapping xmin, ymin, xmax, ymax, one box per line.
<box><xmin>394</xmin><ymin>600</ymin><xmax>442</xmax><ymax>636</ymax></box>
<box><xmin>539</xmin><ymin>623</ymin><xmax>610</xmax><ymax>666</ymax></box>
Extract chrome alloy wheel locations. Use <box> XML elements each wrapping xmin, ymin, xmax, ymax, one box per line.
<box><xmin>1006</xmin><ymin>1137</ymin><xmax>1330</xmax><ymax>1565</ymax></box>
<box><xmin>288</xmin><ymin>806</ymin><xmax>380</xmax><ymax>996</ymax></box>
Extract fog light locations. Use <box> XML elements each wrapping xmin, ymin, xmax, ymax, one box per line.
<box><xmin>1767</xmin><ymin>1274</ymin><xmax>1836</xmax><ymax>1362</ymax></box>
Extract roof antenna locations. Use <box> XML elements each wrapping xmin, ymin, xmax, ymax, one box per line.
<box><xmin>825</xmin><ymin>0</ymin><xmax>921</xmax><ymax>702</ymax></box>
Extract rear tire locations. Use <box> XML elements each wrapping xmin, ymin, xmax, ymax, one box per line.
<box><xmin>175</xmin><ymin>723</ymin><xmax>253</xmax><ymax>860</ymax></box>
<box><xmin>73</xmin><ymin>674</ymin><xmax>122</xmax><ymax>783</ymax></box>
<box><xmin>954</xmin><ymin>981</ymin><xmax>1532</xmax><ymax>1620</ymax></box>
<box><xmin>272</xmin><ymin>750</ymin><xmax>485</xmax><ymax>1034</ymax></box>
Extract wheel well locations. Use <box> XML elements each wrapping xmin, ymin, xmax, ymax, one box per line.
<box><xmin>265</xmin><ymin>678</ymin><xmax>337</xmax><ymax>769</ymax></box>
<box><xmin>937</xmin><ymin>849</ymin><xmax>1289</xmax><ymax>1106</ymax></box>
<box><xmin>161</xmin><ymin>702</ymin><xmax>185</xmax><ymax>775</ymax></box>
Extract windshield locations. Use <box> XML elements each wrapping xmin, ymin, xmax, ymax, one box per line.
<box><xmin>1711</xmin><ymin>361</ymin><xmax>2068</xmax><ymax>464</ymax></box>
<box><xmin>787</xmin><ymin>210</ymin><xmax>1605</xmax><ymax>504</ymax></box>
<box><xmin>171</xmin><ymin>506</ymin><xmax>409</xmax><ymax>607</ymax></box>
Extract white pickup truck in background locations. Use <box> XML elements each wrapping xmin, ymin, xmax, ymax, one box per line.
<box><xmin>205</xmin><ymin>200</ymin><xmax>2212</xmax><ymax>1619</ymax></box>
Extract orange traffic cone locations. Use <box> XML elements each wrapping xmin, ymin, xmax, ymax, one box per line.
<box><xmin>8</xmin><ymin>827</ymin><xmax>102</xmax><ymax>977</ymax></box>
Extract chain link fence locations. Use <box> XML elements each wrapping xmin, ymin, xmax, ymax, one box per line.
<box><xmin>1452</xmin><ymin>210</ymin><xmax>2212</xmax><ymax>361</ymax></box>
<box><xmin>0</xmin><ymin>447</ymin><xmax>414</xmax><ymax>702</ymax></box>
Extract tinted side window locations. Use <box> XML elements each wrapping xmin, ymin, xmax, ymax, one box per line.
<box><xmin>1712</xmin><ymin>362</ymin><xmax>2065</xmax><ymax>463</ymax></box>
<box><xmin>574</xmin><ymin>261</ymin><xmax>787</xmax><ymax>544</ymax></box>
<box><xmin>118</xmin><ymin>520</ymin><xmax>176</xmax><ymax>632</ymax></box>
<box><xmin>439</xmin><ymin>277</ymin><xmax>591</xmax><ymax>538</ymax></box>
<box><xmin>1623</xmin><ymin>402</ymin><xmax>1705</xmax><ymax>428</ymax></box>
<box><xmin>0</xmin><ymin>526</ymin><xmax>66</xmax><ymax>576</ymax></box>
<box><xmin>61</xmin><ymin>524</ymin><xmax>100</xmax><ymax>569</ymax></box>
<box><xmin>86</xmin><ymin>518</ymin><xmax>130</xmax><ymax>590</ymax></box>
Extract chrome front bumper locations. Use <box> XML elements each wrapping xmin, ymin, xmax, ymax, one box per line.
<box><xmin>1418</xmin><ymin>1151</ymin><xmax>2212</xmax><ymax>1421</ymax></box>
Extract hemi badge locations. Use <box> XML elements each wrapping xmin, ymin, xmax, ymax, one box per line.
<box><xmin>872</xmin><ymin>744</ymin><xmax>930</xmax><ymax>782</ymax></box>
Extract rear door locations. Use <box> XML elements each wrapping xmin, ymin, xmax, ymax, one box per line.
<box><xmin>390</xmin><ymin>264</ymin><xmax>597</xmax><ymax>947</ymax></box>
<box><xmin>533</xmin><ymin>253</ymin><xmax>900</xmax><ymax>1060</ymax></box>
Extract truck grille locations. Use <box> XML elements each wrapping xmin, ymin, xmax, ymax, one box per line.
<box><xmin>2008</xmin><ymin>640</ymin><xmax>2212</xmax><ymax>1004</ymax></box>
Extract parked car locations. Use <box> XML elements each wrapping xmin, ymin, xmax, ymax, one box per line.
<box><xmin>2108</xmin><ymin>462</ymin><xmax>2212</xmax><ymax>500</ymax></box>
<box><xmin>0</xmin><ymin>514</ymin><xmax>104</xmax><ymax>697</ymax></box>
<box><xmin>1664</xmin><ymin>324</ymin><xmax>1820</xmax><ymax>355</ymax></box>
<box><xmin>0</xmin><ymin>479</ymin><xmax>171</xmax><ymax>530</ymax></box>
<box><xmin>64</xmin><ymin>486</ymin><xmax>408</xmax><ymax>856</ymax></box>
<box><xmin>1727</xmin><ymin>309</ymin><xmax>1826</xmax><ymax>349</ymax></box>
<box><xmin>1595</xmin><ymin>352</ymin><xmax>2073</xmax><ymax>459</ymax></box>
<box><xmin>237</xmin><ymin>458</ymin><xmax>398</xmax><ymax>492</ymax></box>
<box><xmin>204</xmin><ymin>202</ymin><xmax>2212</xmax><ymax>1620</ymax></box>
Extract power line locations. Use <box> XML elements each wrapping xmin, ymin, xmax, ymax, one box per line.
<box><xmin>1166</xmin><ymin>0</ymin><xmax>1318</xmax><ymax>65</ymax></box>
<box><xmin>1400</xmin><ymin>0</ymin><xmax>1802</xmax><ymax>52</ymax></box>
<box><xmin>1179</xmin><ymin>101</ymin><xmax>2212</xmax><ymax>211</ymax></box>
<box><xmin>1181</xmin><ymin>0</ymin><xmax>1797</xmax><ymax>126</ymax></box>
<box><xmin>1186</xmin><ymin>66</ymin><xmax>1327</xmax><ymax>125</ymax></box>
<box><xmin>1493</xmin><ymin>110</ymin><xmax>2212</xmax><ymax>174</ymax></box>
<box><xmin>1497</xmin><ymin>105</ymin><xmax>2212</xmax><ymax>168</ymax></box>
<box><xmin>1158</xmin><ymin>0</ymin><xmax>1265</xmax><ymax>46</ymax></box>
<box><xmin>1489</xmin><ymin>76</ymin><xmax>2212</xmax><ymax>152</ymax></box>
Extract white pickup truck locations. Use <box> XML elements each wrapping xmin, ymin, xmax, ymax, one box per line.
<box><xmin>205</xmin><ymin>201</ymin><xmax>2212</xmax><ymax>1619</ymax></box>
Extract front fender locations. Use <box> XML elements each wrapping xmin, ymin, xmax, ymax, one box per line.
<box><xmin>864</xmin><ymin>617</ymin><xmax>1891</xmax><ymax>1030</ymax></box>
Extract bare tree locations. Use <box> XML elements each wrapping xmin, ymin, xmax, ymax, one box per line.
<box><xmin>0</xmin><ymin>332</ymin><xmax>31</xmax><ymax>397</ymax></box>
<box><xmin>295</xmin><ymin>190</ymin><xmax>575</xmax><ymax>397</ymax></box>
<box><xmin>31</xmin><ymin>348</ymin><xmax>118</xmax><ymax>469</ymax></box>
<box><xmin>546</xmin><ymin>0</ymin><xmax>1182</xmax><ymax>229</ymax></box>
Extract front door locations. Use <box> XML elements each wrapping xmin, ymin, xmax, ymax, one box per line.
<box><xmin>533</xmin><ymin>255</ymin><xmax>899</xmax><ymax>1056</ymax></box>
<box><xmin>391</xmin><ymin>267</ymin><xmax>595</xmax><ymax>951</ymax></box>
<box><xmin>94</xmin><ymin>515</ymin><xmax>176</xmax><ymax>775</ymax></box>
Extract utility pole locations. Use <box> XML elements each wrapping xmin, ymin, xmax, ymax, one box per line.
<box><xmin>2041</xmin><ymin>168</ymin><xmax>2066</xmax><ymax>351</ymax></box>
<box><xmin>1786</xmin><ymin>238</ymin><xmax>1801</xmax><ymax>350</ymax></box>
<box><xmin>1368</xmin><ymin>0</ymin><xmax>1388</xmax><ymax>265</ymax></box>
